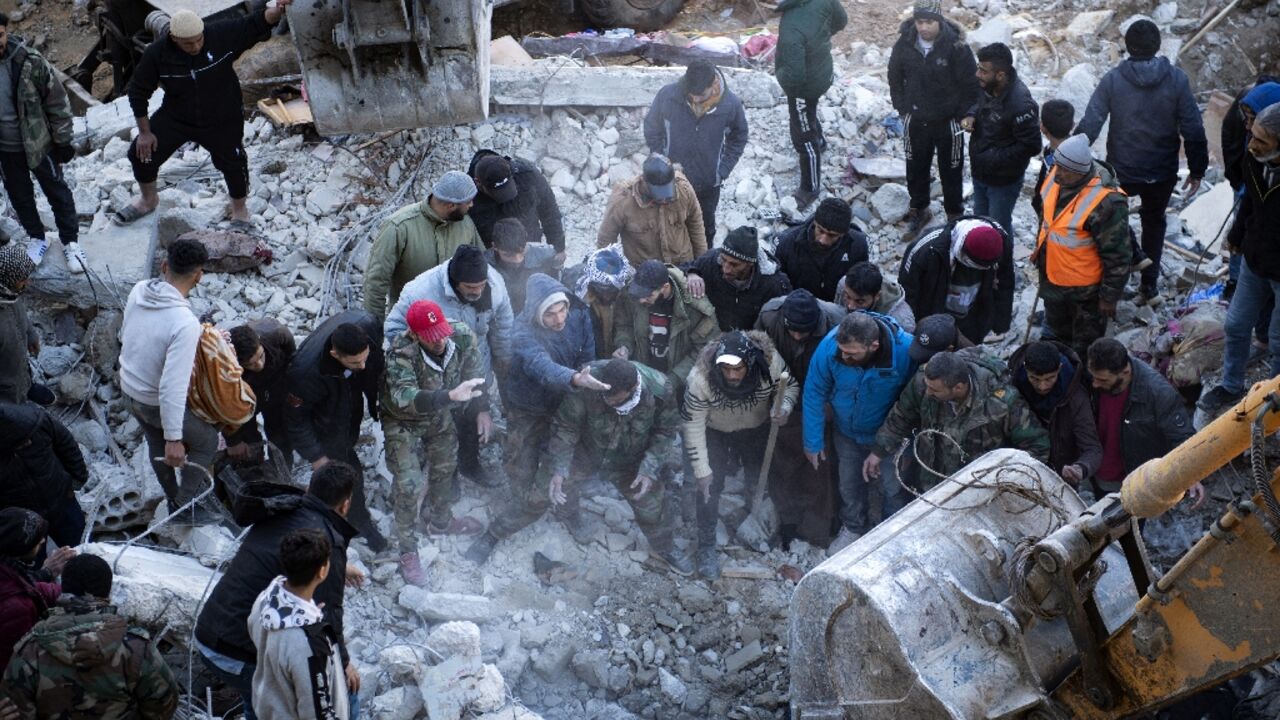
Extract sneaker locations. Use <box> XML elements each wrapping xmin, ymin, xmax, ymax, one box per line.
<box><xmin>463</xmin><ymin>532</ymin><xmax>499</xmax><ymax>565</ymax></box>
<box><xmin>1198</xmin><ymin>385</ymin><xmax>1244</xmax><ymax>416</ymax></box>
<box><xmin>696</xmin><ymin>545</ymin><xmax>720</xmax><ymax>580</ymax></box>
<box><xmin>399</xmin><ymin>551</ymin><xmax>429</xmax><ymax>587</ymax></box>
<box><xmin>26</xmin><ymin>239</ymin><xmax>49</xmax><ymax>265</ymax></box>
<box><xmin>902</xmin><ymin>207</ymin><xmax>933</xmax><ymax>244</ymax></box>
<box><xmin>827</xmin><ymin>527</ymin><xmax>862</xmax><ymax>557</ymax></box>
<box><xmin>1135</xmin><ymin>286</ymin><xmax>1160</xmax><ymax>307</ymax></box>
<box><xmin>653</xmin><ymin>545</ymin><xmax>694</xmax><ymax>577</ymax></box>
<box><xmin>63</xmin><ymin>242</ymin><xmax>87</xmax><ymax>275</ymax></box>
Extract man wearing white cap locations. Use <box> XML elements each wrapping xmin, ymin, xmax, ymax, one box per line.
<box><xmin>1031</xmin><ymin>133</ymin><xmax>1129</xmax><ymax>358</ymax></box>
<box><xmin>115</xmin><ymin>0</ymin><xmax>293</xmax><ymax>226</ymax></box>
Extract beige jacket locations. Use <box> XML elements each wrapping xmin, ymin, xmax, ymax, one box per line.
<box><xmin>596</xmin><ymin>172</ymin><xmax>707</xmax><ymax>268</ymax></box>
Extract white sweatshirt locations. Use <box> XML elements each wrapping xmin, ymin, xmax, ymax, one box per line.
<box><xmin>119</xmin><ymin>279</ymin><xmax>201</xmax><ymax>440</ymax></box>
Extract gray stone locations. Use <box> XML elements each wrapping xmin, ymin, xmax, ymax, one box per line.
<box><xmin>70</xmin><ymin>418</ymin><xmax>109</xmax><ymax>453</ymax></box>
<box><xmin>967</xmin><ymin>16</ymin><xmax>1012</xmax><ymax>48</ymax></box>
<box><xmin>369</xmin><ymin>686</ymin><xmax>423</xmax><ymax>720</ymax></box>
<box><xmin>870</xmin><ymin>183</ymin><xmax>911</xmax><ymax>223</ymax></box>
<box><xmin>84</xmin><ymin>311</ymin><xmax>122</xmax><ymax>379</ymax></box>
<box><xmin>427</xmin><ymin>621</ymin><xmax>482</xmax><ymax>662</ymax></box>
<box><xmin>57</xmin><ymin>364</ymin><xmax>96</xmax><ymax>404</ymax></box>
<box><xmin>658</xmin><ymin>667</ymin><xmax>687</xmax><ymax>705</ymax></box>
<box><xmin>36</xmin><ymin>345</ymin><xmax>79</xmax><ymax>377</ymax></box>
<box><xmin>725</xmin><ymin>640</ymin><xmax>764</xmax><ymax>674</ymax></box>
<box><xmin>378</xmin><ymin>645</ymin><xmax>424</xmax><ymax>684</ymax></box>
<box><xmin>849</xmin><ymin>156</ymin><xmax>907</xmax><ymax>181</ymax></box>
<box><xmin>532</xmin><ymin>642</ymin><xmax>575</xmax><ymax>681</ymax></box>
<box><xmin>571</xmin><ymin>649</ymin><xmax>611</xmax><ymax>689</ymax></box>
<box><xmin>73</xmin><ymin>91</ymin><xmax>164</xmax><ymax>151</ymax></box>
<box><xmin>1065</xmin><ymin>10</ymin><xmax>1115</xmax><ymax>41</ymax></box>
<box><xmin>684</xmin><ymin>686</ymin><xmax>711</xmax><ymax>713</ymax></box>
<box><xmin>29</xmin><ymin>213</ymin><xmax>159</xmax><ymax>310</ymax></box>
<box><xmin>491</xmin><ymin>62</ymin><xmax>783</xmax><ymax>110</ymax></box>
<box><xmin>156</xmin><ymin>208</ymin><xmax>210</xmax><ymax>245</ymax></box>
<box><xmin>304</xmin><ymin>227</ymin><xmax>342</xmax><ymax>262</ymax></box>
<box><xmin>398</xmin><ymin>587</ymin><xmax>493</xmax><ymax>623</ymax></box>
<box><xmin>419</xmin><ymin>658</ymin><xmax>506</xmax><ymax>720</ymax></box>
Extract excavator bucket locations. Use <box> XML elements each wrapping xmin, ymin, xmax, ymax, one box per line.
<box><xmin>286</xmin><ymin>0</ymin><xmax>490</xmax><ymax>135</ymax></box>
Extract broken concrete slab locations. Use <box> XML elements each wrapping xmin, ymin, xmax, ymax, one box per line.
<box><xmin>419</xmin><ymin>658</ymin><xmax>506</xmax><ymax>720</ymax></box>
<box><xmin>1065</xmin><ymin>10</ymin><xmax>1115</xmax><ymax>42</ymax></box>
<box><xmin>491</xmin><ymin>62</ymin><xmax>784</xmax><ymax>110</ymax></box>
<box><xmin>725</xmin><ymin>639</ymin><xmax>765</xmax><ymax>674</ymax></box>
<box><xmin>72</xmin><ymin>91</ymin><xmax>165</xmax><ymax>152</ymax></box>
<box><xmin>849</xmin><ymin>156</ymin><xmax>907</xmax><ymax>181</ymax></box>
<box><xmin>1178</xmin><ymin>182</ymin><xmax>1235</xmax><ymax>249</ymax></box>
<box><xmin>29</xmin><ymin>210</ymin><xmax>159</xmax><ymax>309</ymax></box>
<box><xmin>398</xmin><ymin>587</ymin><xmax>493</xmax><ymax>623</ymax></box>
<box><xmin>80</xmin><ymin>541</ymin><xmax>221</xmax><ymax>645</ymax></box>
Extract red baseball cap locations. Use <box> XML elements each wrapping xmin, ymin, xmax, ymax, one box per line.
<box><xmin>406</xmin><ymin>301</ymin><xmax>453</xmax><ymax>343</ymax></box>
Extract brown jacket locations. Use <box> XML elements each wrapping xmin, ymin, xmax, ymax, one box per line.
<box><xmin>596</xmin><ymin>172</ymin><xmax>707</xmax><ymax>268</ymax></box>
<box><xmin>1008</xmin><ymin>341</ymin><xmax>1102</xmax><ymax>483</ymax></box>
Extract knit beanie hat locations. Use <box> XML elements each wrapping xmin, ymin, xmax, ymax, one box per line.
<box><xmin>1124</xmin><ymin>19</ymin><xmax>1161</xmax><ymax>59</ymax></box>
<box><xmin>1242</xmin><ymin>82</ymin><xmax>1280</xmax><ymax>114</ymax></box>
<box><xmin>813</xmin><ymin>198</ymin><xmax>852</xmax><ymax>234</ymax></box>
<box><xmin>448</xmin><ymin>244</ymin><xmax>489</xmax><ymax>285</ymax></box>
<box><xmin>169</xmin><ymin>10</ymin><xmax>204</xmax><ymax>38</ymax></box>
<box><xmin>961</xmin><ymin>225</ymin><xmax>1004</xmax><ymax>264</ymax></box>
<box><xmin>406</xmin><ymin>301</ymin><xmax>453</xmax><ymax>343</ymax></box>
<box><xmin>722</xmin><ymin>226</ymin><xmax>759</xmax><ymax>263</ymax></box>
<box><xmin>491</xmin><ymin>218</ymin><xmax>528</xmax><ymax>252</ymax></box>
<box><xmin>0</xmin><ymin>507</ymin><xmax>47</xmax><ymax>557</ymax></box>
<box><xmin>914</xmin><ymin>0</ymin><xmax>944</xmax><ymax>21</ymax></box>
<box><xmin>781</xmin><ymin>289</ymin><xmax>821</xmax><ymax>333</ymax></box>
<box><xmin>432</xmin><ymin>170</ymin><xmax>478</xmax><ymax>204</ymax></box>
<box><xmin>1054</xmin><ymin>134</ymin><xmax>1093</xmax><ymax>174</ymax></box>
<box><xmin>536</xmin><ymin>291</ymin><xmax>570</xmax><ymax>327</ymax></box>
<box><xmin>683</xmin><ymin>60</ymin><xmax>717</xmax><ymax>94</ymax></box>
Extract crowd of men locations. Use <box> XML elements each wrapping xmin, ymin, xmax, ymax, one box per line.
<box><xmin>0</xmin><ymin>0</ymin><xmax>1275</xmax><ymax>715</ymax></box>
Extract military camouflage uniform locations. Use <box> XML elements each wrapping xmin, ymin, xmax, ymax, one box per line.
<box><xmin>3</xmin><ymin>599</ymin><xmax>179</xmax><ymax>719</ymax></box>
<box><xmin>490</xmin><ymin>361</ymin><xmax>681</xmax><ymax>550</ymax></box>
<box><xmin>380</xmin><ymin>321</ymin><xmax>485</xmax><ymax>552</ymax></box>
<box><xmin>874</xmin><ymin>353</ymin><xmax>1050</xmax><ymax>488</ymax></box>
<box><xmin>1036</xmin><ymin>161</ymin><xmax>1131</xmax><ymax>359</ymax></box>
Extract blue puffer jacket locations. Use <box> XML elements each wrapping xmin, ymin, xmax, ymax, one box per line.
<box><xmin>643</xmin><ymin>67</ymin><xmax>749</xmax><ymax>191</ymax></box>
<box><xmin>1076</xmin><ymin>56</ymin><xmax>1209</xmax><ymax>185</ymax></box>
<box><xmin>802</xmin><ymin>311</ymin><xmax>915</xmax><ymax>449</ymax></box>
<box><xmin>505</xmin><ymin>273</ymin><xmax>596</xmax><ymax>415</ymax></box>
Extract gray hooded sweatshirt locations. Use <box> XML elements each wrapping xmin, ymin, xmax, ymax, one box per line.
<box><xmin>248</xmin><ymin>576</ymin><xmax>349</xmax><ymax>720</ymax></box>
<box><xmin>118</xmin><ymin>278</ymin><xmax>201</xmax><ymax>440</ymax></box>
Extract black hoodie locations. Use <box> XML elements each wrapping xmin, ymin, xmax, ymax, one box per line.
<box><xmin>466</xmin><ymin>150</ymin><xmax>566</xmax><ymax>253</ymax></box>
<box><xmin>0</xmin><ymin>402</ymin><xmax>87</xmax><ymax>518</ymax></box>
<box><xmin>887</xmin><ymin>18</ymin><xmax>980</xmax><ymax>124</ymax></box>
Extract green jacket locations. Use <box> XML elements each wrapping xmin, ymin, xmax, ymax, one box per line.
<box><xmin>3</xmin><ymin>600</ymin><xmax>179</xmax><ymax>720</ymax></box>
<box><xmin>614</xmin><ymin>266</ymin><xmax>718</xmax><ymax>393</ymax></box>
<box><xmin>1036</xmin><ymin>160</ymin><xmax>1131</xmax><ymax>304</ymax></box>
<box><xmin>380</xmin><ymin>320</ymin><xmax>484</xmax><ymax>425</ymax></box>
<box><xmin>774</xmin><ymin>0</ymin><xmax>848</xmax><ymax>100</ymax></box>
<box><xmin>3</xmin><ymin>38</ymin><xmax>74</xmax><ymax>170</ymax></box>
<box><xmin>874</xmin><ymin>353</ymin><xmax>1050</xmax><ymax>486</ymax></box>
<box><xmin>544</xmin><ymin>361</ymin><xmax>680</xmax><ymax>482</ymax></box>
<box><xmin>363</xmin><ymin>200</ymin><xmax>482</xmax><ymax>322</ymax></box>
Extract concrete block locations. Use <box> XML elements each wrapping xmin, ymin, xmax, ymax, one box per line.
<box><xmin>1178</xmin><ymin>182</ymin><xmax>1234</xmax><ymax>248</ymax></box>
<box><xmin>29</xmin><ymin>210</ymin><xmax>159</xmax><ymax>309</ymax></box>
<box><xmin>427</xmin><ymin>621</ymin><xmax>482</xmax><ymax>662</ymax></box>
<box><xmin>419</xmin><ymin>659</ymin><xmax>506</xmax><ymax>720</ymax></box>
<box><xmin>80</xmin><ymin>541</ymin><xmax>221</xmax><ymax>645</ymax></box>
<box><xmin>74</xmin><ymin>92</ymin><xmax>164</xmax><ymax>152</ymax></box>
<box><xmin>1065</xmin><ymin>10</ymin><xmax>1115</xmax><ymax>41</ymax></box>
<box><xmin>725</xmin><ymin>639</ymin><xmax>764</xmax><ymax>674</ymax></box>
<box><xmin>491</xmin><ymin>62</ymin><xmax>783</xmax><ymax>110</ymax></box>
<box><xmin>398</xmin><ymin>587</ymin><xmax>493</xmax><ymax>623</ymax></box>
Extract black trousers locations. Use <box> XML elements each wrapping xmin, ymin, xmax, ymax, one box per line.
<box><xmin>1121</xmin><ymin>179</ymin><xmax>1177</xmax><ymax>292</ymax></box>
<box><xmin>694</xmin><ymin>184</ymin><xmax>721</xmax><ymax>243</ymax></box>
<box><xmin>453</xmin><ymin>400</ymin><xmax>482</xmax><ymax>477</ymax></box>
<box><xmin>335</xmin><ymin>447</ymin><xmax>387</xmax><ymax>552</ymax></box>
<box><xmin>787</xmin><ymin>95</ymin><xmax>823</xmax><ymax>193</ymax></box>
<box><xmin>0</xmin><ymin>150</ymin><xmax>78</xmax><ymax>244</ymax></box>
<box><xmin>128</xmin><ymin>110</ymin><xmax>250</xmax><ymax>198</ymax></box>
<box><xmin>696</xmin><ymin>424</ymin><xmax>769</xmax><ymax>547</ymax></box>
<box><xmin>904</xmin><ymin>117</ymin><xmax>965</xmax><ymax>215</ymax></box>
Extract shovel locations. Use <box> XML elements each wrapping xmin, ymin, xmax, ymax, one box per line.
<box><xmin>736</xmin><ymin>372</ymin><xmax>790</xmax><ymax>552</ymax></box>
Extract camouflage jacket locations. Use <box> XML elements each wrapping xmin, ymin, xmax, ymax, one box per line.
<box><xmin>3</xmin><ymin>38</ymin><xmax>74</xmax><ymax>170</ymax></box>
<box><xmin>874</xmin><ymin>353</ymin><xmax>1050</xmax><ymax>483</ymax></box>
<box><xmin>2</xmin><ymin>599</ymin><xmax>179</xmax><ymax>719</ymax></box>
<box><xmin>380</xmin><ymin>321</ymin><xmax>485</xmax><ymax>425</ymax></box>
<box><xmin>545</xmin><ymin>361</ymin><xmax>681</xmax><ymax>481</ymax></box>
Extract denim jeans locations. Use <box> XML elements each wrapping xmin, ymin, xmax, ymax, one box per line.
<box><xmin>832</xmin><ymin>432</ymin><xmax>909</xmax><ymax>534</ymax></box>
<box><xmin>1221</xmin><ymin>258</ymin><xmax>1280</xmax><ymax>394</ymax></box>
<box><xmin>971</xmin><ymin>179</ymin><xmax>1022</xmax><ymax>242</ymax></box>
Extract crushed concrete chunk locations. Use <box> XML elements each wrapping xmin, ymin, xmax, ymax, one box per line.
<box><xmin>398</xmin><ymin>587</ymin><xmax>492</xmax><ymax>623</ymax></box>
<box><xmin>725</xmin><ymin>639</ymin><xmax>764</xmax><ymax>674</ymax></box>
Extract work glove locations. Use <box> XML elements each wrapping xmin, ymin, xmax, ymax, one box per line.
<box><xmin>50</xmin><ymin>144</ymin><xmax>75</xmax><ymax>164</ymax></box>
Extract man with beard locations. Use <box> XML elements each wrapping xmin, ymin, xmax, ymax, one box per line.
<box><xmin>683</xmin><ymin>331</ymin><xmax>797</xmax><ymax>578</ymax></box>
<box><xmin>385</xmin><ymin>245</ymin><xmax>513</xmax><ymax>485</ymax></box>
<box><xmin>964</xmin><ymin>42</ymin><xmax>1040</xmax><ymax>241</ymax></box>
<box><xmin>803</xmin><ymin>311</ymin><xmax>915</xmax><ymax>555</ymax></box>
<box><xmin>887</xmin><ymin>0</ymin><xmax>980</xmax><ymax>240</ymax></box>
<box><xmin>485</xmin><ymin>218</ymin><xmax>562</xmax><ymax>314</ymax></box>
<box><xmin>365</xmin><ymin>171</ymin><xmax>482</xmax><ymax>322</ymax></box>
<box><xmin>562</xmin><ymin>245</ymin><xmax>634</xmax><ymax>360</ymax></box>
<box><xmin>899</xmin><ymin>217</ymin><xmax>1013</xmax><ymax>344</ymax></box>
<box><xmin>225</xmin><ymin>319</ymin><xmax>297</xmax><ymax>463</ymax></box>
<box><xmin>683</xmin><ymin>226</ymin><xmax>792</xmax><ymax>331</ymax></box>
<box><xmin>835</xmin><ymin>262</ymin><xmax>915</xmax><ymax>332</ymax></box>
<box><xmin>1008</xmin><ymin>340</ymin><xmax>1101</xmax><ymax>486</ymax></box>
<box><xmin>773</xmin><ymin>198</ymin><xmax>869</xmax><ymax>302</ymax></box>
<box><xmin>614</xmin><ymin>259</ymin><xmax>718</xmax><ymax>397</ymax></box>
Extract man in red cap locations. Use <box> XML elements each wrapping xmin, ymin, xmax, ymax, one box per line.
<box><xmin>380</xmin><ymin>300</ymin><xmax>488</xmax><ymax>586</ymax></box>
<box><xmin>899</xmin><ymin>216</ymin><xmax>1013</xmax><ymax>344</ymax></box>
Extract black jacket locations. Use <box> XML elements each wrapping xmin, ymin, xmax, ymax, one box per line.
<box><xmin>642</xmin><ymin>67</ymin><xmax>750</xmax><ymax>191</ymax></box>
<box><xmin>225</xmin><ymin>318</ymin><xmax>296</xmax><ymax>449</ymax></box>
<box><xmin>1009</xmin><ymin>342</ymin><xmax>1102</xmax><ymax>479</ymax></box>
<box><xmin>1238</xmin><ymin>154</ymin><xmax>1280</xmax><ymax>281</ymax></box>
<box><xmin>127</xmin><ymin>10</ymin><xmax>272</xmax><ymax>127</ymax></box>
<box><xmin>0</xmin><ymin>402</ymin><xmax>88</xmax><ymax>517</ymax></box>
<box><xmin>773</xmin><ymin>218</ymin><xmax>869</xmax><ymax>302</ymax></box>
<box><xmin>684</xmin><ymin>249</ymin><xmax>792</xmax><ymax>331</ymax></box>
<box><xmin>1088</xmin><ymin>357</ymin><xmax>1192</xmax><ymax>485</ymax></box>
<box><xmin>899</xmin><ymin>215</ymin><xmax>1014</xmax><ymax>340</ymax></box>
<box><xmin>284</xmin><ymin>310</ymin><xmax>384</xmax><ymax>464</ymax></box>
<box><xmin>194</xmin><ymin>493</ymin><xmax>357</xmax><ymax>664</ymax></box>
<box><xmin>886</xmin><ymin>18</ymin><xmax>979</xmax><ymax>124</ymax></box>
<box><xmin>968</xmin><ymin>72</ymin><xmax>1040</xmax><ymax>186</ymax></box>
<box><xmin>466</xmin><ymin>150</ymin><xmax>566</xmax><ymax>252</ymax></box>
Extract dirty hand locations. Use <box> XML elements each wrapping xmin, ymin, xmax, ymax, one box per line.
<box><xmin>804</xmin><ymin>449</ymin><xmax>825</xmax><ymax>470</ymax></box>
<box><xmin>1186</xmin><ymin>481</ymin><xmax>1207</xmax><ymax>510</ymax></box>
<box><xmin>612</xmin><ymin>346</ymin><xmax>630</xmax><ymax>360</ymax></box>
<box><xmin>548</xmin><ymin>474</ymin><xmax>567</xmax><ymax>506</ymax></box>
<box><xmin>572</xmin><ymin>369</ymin><xmax>610</xmax><ymax>391</ymax></box>
<box><xmin>960</xmin><ymin>116</ymin><xmax>975</xmax><ymax>132</ymax></box>
<box><xmin>345</xmin><ymin>662</ymin><xmax>361</xmax><ymax>693</ymax></box>
<box><xmin>448</xmin><ymin>378</ymin><xmax>485</xmax><ymax>402</ymax></box>
<box><xmin>135</xmin><ymin>131</ymin><xmax>157</xmax><ymax>164</ymax></box>
<box><xmin>1061</xmin><ymin>464</ymin><xmax>1084</xmax><ymax>485</ymax></box>
<box><xmin>345</xmin><ymin>562</ymin><xmax>365</xmax><ymax>588</ymax></box>
<box><xmin>1182</xmin><ymin>176</ymin><xmax>1203</xmax><ymax>196</ymax></box>
<box><xmin>43</xmin><ymin>546</ymin><xmax>77</xmax><ymax>576</ymax></box>
<box><xmin>476</xmin><ymin>411</ymin><xmax>493</xmax><ymax>443</ymax></box>
<box><xmin>1098</xmin><ymin>298</ymin><xmax>1117</xmax><ymax>319</ymax></box>
<box><xmin>311</xmin><ymin>456</ymin><xmax>330</xmax><ymax>472</ymax></box>
<box><xmin>630</xmin><ymin>473</ymin><xmax>654</xmax><ymax>500</ymax></box>
<box><xmin>226</xmin><ymin>442</ymin><xmax>252</xmax><ymax>463</ymax></box>
<box><xmin>696</xmin><ymin>473</ymin><xmax>713</xmax><ymax>502</ymax></box>
<box><xmin>862</xmin><ymin>452</ymin><xmax>884</xmax><ymax>482</ymax></box>
<box><xmin>770</xmin><ymin>408</ymin><xmax>790</xmax><ymax>426</ymax></box>
<box><xmin>163</xmin><ymin>440</ymin><xmax>187</xmax><ymax>468</ymax></box>
<box><xmin>685</xmin><ymin>274</ymin><xmax>706</xmax><ymax>298</ymax></box>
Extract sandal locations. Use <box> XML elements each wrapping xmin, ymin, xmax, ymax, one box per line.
<box><xmin>111</xmin><ymin>204</ymin><xmax>155</xmax><ymax>225</ymax></box>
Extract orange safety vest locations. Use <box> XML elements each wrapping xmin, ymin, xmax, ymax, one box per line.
<box><xmin>1036</xmin><ymin>167</ymin><xmax>1121</xmax><ymax>288</ymax></box>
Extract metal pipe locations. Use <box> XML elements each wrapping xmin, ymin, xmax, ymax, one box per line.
<box><xmin>1120</xmin><ymin>376</ymin><xmax>1280</xmax><ymax>518</ymax></box>
<box><xmin>1133</xmin><ymin>502</ymin><xmax>1247</xmax><ymax>613</ymax></box>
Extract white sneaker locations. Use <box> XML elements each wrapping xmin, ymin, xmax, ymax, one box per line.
<box><xmin>63</xmin><ymin>242</ymin><xmax>87</xmax><ymax>275</ymax></box>
<box><xmin>827</xmin><ymin>527</ymin><xmax>862</xmax><ymax>557</ymax></box>
<box><xmin>26</xmin><ymin>239</ymin><xmax>49</xmax><ymax>265</ymax></box>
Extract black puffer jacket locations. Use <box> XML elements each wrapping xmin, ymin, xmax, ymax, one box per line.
<box><xmin>127</xmin><ymin>10</ymin><xmax>272</xmax><ymax>127</ymax></box>
<box><xmin>886</xmin><ymin>18</ymin><xmax>979</xmax><ymax>123</ymax></box>
<box><xmin>899</xmin><ymin>215</ymin><xmax>1014</xmax><ymax>340</ymax></box>
<box><xmin>0</xmin><ymin>402</ymin><xmax>87</xmax><ymax>517</ymax></box>
<box><xmin>466</xmin><ymin>150</ymin><xmax>566</xmax><ymax>252</ymax></box>
<box><xmin>684</xmin><ymin>249</ymin><xmax>793</xmax><ymax>331</ymax></box>
<box><xmin>1238</xmin><ymin>154</ymin><xmax>1280</xmax><ymax>281</ymax></box>
<box><xmin>225</xmin><ymin>318</ymin><xmax>296</xmax><ymax>448</ymax></box>
<box><xmin>968</xmin><ymin>71</ymin><xmax>1041</xmax><ymax>186</ymax></box>
<box><xmin>284</xmin><ymin>310</ymin><xmax>384</xmax><ymax>464</ymax></box>
<box><xmin>773</xmin><ymin>219</ymin><xmax>869</xmax><ymax>302</ymax></box>
<box><xmin>194</xmin><ymin>493</ymin><xmax>357</xmax><ymax>664</ymax></box>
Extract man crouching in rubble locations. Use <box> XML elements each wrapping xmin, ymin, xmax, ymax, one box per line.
<box><xmin>467</xmin><ymin>359</ymin><xmax>693</xmax><ymax>576</ymax></box>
